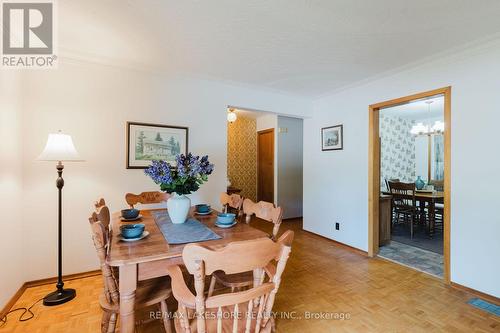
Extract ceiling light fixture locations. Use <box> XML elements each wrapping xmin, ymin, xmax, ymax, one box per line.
<box><xmin>409</xmin><ymin>100</ymin><xmax>444</xmax><ymax>136</ymax></box>
<box><xmin>227</xmin><ymin>108</ymin><xmax>237</xmax><ymax>123</ymax></box>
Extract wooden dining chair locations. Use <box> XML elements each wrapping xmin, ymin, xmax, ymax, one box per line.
<box><xmin>125</xmin><ymin>191</ymin><xmax>170</xmax><ymax>208</ymax></box>
<box><xmin>219</xmin><ymin>192</ymin><xmax>244</xmax><ymax>217</ymax></box>
<box><xmin>384</xmin><ymin>178</ymin><xmax>400</xmax><ymax>192</ymax></box>
<box><xmin>242</xmin><ymin>199</ymin><xmax>283</xmax><ymax>240</ymax></box>
<box><xmin>89</xmin><ymin>203</ymin><xmax>173</xmax><ymax>333</ymax></box>
<box><xmin>388</xmin><ymin>181</ymin><xmax>424</xmax><ymax>239</ymax></box>
<box><xmin>207</xmin><ymin>199</ymin><xmax>284</xmax><ymax>297</ymax></box>
<box><xmin>168</xmin><ymin>230</ymin><xmax>294</xmax><ymax>333</ymax></box>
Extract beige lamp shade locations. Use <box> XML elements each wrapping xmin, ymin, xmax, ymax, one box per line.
<box><xmin>38</xmin><ymin>132</ymin><xmax>83</xmax><ymax>161</ymax></box>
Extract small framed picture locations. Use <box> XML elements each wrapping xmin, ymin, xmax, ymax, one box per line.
<box><xmin>321</xmin><ymin>124</ymin><xmax>343</xmax><ymax>151</ymax></box>
<box><xmin>126</xmin><ymin>122</ymin><xmax>188</xmax><ymax>169</ymax></box>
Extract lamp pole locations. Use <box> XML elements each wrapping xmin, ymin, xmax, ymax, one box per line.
<box><xmin>43</xmin><ymin>161</ymin><xmax>76</xmax><ymax>306</ymax></box>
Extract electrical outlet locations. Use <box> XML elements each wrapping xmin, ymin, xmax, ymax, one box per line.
<box><xmin>335</xmin><ymin>222</ymin><xmax>340</xmax><ymax>230</ymax></box>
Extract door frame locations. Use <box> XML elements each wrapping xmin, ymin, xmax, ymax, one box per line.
<box><xmin>257</xmin><ymin>128</ymin><xmax>275</xmax><ymax>202</ymax></box>
<box><xmin>368</xmin><ymin>86</ymin><xmax>451</xmax><ymax>283</ymax></box>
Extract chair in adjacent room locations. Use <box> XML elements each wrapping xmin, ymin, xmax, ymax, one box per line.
<box><xmin>168</xmin><ymin>230</ymin><xmax>294</xmax><ymax>333</ymax></box>
<box><xmin>384</xmin><ymin>178</ymin><xmax>400</xmax><ymax>224</ymax></box>
<box><xmin>89</xmin><ymin>203</ymin><xmax>173</xmax><ymax>333</ymax></box>
<box><xmin>384</xmin><ymin>178</ymin><xmax>400</xmax><ymax>192</ymax></box>
<box><xmin>125</xmin><ymin>191</ymin><xmax>170</xmax><ymax>209</ymax></box>
<box><xmin>208</xmin><ymin>199</ymin><xmax>284</xmax><ymax>296</ymax></box>
<box><xmin>426</xmin><ymin>180</ymin><xmax>444</xmax><ymax>233</ymax></box>
<box><xmin>388</xmin><ymin>181</ymin><xmax>423</xmax><ymax>239</ymax></box>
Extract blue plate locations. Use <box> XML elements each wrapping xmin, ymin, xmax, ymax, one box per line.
<box><xmin>118</xmin><ymin>231</ymin><xmax>149</xmax><ymax>242</ymax></box>
<box><xmin>215</xmin><ymin>221</ymin><xmax>237</xmax><ymax>228</ymax></box>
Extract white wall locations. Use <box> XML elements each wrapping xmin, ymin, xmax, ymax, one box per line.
<box><xmin>277</xmin><ymin>116</ymin><xmax>303</xmax><ymax>219</ymax></box>
<box><xmin>0</xmin><ymin>72</ymin><xmax>24</xmax><ymax>307</ymax></box>
<box><xmin>304</xmin><ymin>39</ymin><xmax>500</xmax><ymax>297</ymax></box>
<box><xmin>19</xmin><ymin>59</ymin><xmax>310</xmax><ymax>282</ymax></box>
<box><xmin>414</xmin><ymin>136</ymin><xmax>428</xmax><ymax>182</ymax></box>
<box><xmin>256</xmin><ymin>114</ymin><xmax>278</xmax><ymax>204</ymax></box>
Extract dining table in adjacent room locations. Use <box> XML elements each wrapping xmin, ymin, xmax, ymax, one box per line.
<box><xmin>106</xmin><ymin>207</ymin><xmax>269</xmax><ymax>333</ymax></box>
<box><xmin>383</xmin><ymin>190</ymin><xmax>444</xmax><ymax>236</ymax></box>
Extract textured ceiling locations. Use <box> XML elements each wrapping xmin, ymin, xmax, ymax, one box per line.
<box><xmin>59</xmin><ymin>0</ymin><xmax>500</xmax><ymax>97</ymax></box>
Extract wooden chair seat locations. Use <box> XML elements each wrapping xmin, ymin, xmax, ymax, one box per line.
<box><xmin>173</xmin><ymin>302</ymin><xmax>274</xmax><ymax>333</ymax></box>
<box><xmin>99</xmin><ymin>276</ymin><xmax>172</xmax><ymax>312</ymax></box>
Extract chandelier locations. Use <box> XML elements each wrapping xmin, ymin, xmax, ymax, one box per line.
<box><xmin>409</xmin><ymin>100</ymin><xmax>444</xmax><ymax>136</ymax></box>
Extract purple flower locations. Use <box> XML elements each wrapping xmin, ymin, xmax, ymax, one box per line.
<box><xmin>144</xmin><ymin>160</ymin><xmax>173</xmax><ymax>184</ymax></box>
<box><xmin>145</xmin><ymin>153</ymin><xmax>214</xmax><ymax>194</ymax></box>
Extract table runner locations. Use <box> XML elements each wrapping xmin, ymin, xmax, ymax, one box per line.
<box><xmin>151</xmin><ymin>210</ymin><xmax>221</xmax><ymax>244</ymax></box>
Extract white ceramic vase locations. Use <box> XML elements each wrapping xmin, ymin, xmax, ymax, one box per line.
<box><xmin>167</xmin><ymin>193</ymin><xmax>191</xmax><ymax>224</ymax></box>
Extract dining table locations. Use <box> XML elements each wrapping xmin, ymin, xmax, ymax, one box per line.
<box><xmin>107</xmin><ymin>207</ymin><xmax>269</xmax><ymax>333</ymax></box>
<box><xmin>382</xmin><ymin>190</ymin><xmax>444</xmax><ymax>236</ymax></box>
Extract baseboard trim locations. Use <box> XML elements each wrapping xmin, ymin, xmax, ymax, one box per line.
<box><xmin>450</xmin><ymin>282</ymin><xmax>500</xmax><ymax>306</ymax></box>
<box><xmin>24</xmin><ymin>270</ymin><xmax>101</xmax><ymax>288</ymax></box>
<box><xmin>0</xmin><ymin>270</ymin><xmax>101</xmax><ymax>320</ymax></box>
<box><xmin>0</xmin><ymin>283</ymin><xmax>28</xmax><ymax>322</ymax></box>
<box><xmin>301</xmin><ymin>229</ymin><xmax>368</xmax><ymax>256</ymax></box>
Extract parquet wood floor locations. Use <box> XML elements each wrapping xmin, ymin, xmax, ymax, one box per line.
<box><xmin>1</xmin><ymin>219</ymin><xmax>498</xmax><ymax>332</ymax></box>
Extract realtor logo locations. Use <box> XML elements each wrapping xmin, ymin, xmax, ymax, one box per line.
<box><xmin>1</xmin><ymin>0</ymin><xmax>57</xmax><ymax>68</ymax></box>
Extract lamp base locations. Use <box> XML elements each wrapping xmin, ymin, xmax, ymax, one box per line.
<box><xmin>43</xmin><ymin>288</ymin><xmax>76</xmax><ymax>306</ymax></box>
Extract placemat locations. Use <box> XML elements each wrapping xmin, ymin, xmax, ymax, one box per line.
<box><xmin>151</xmin><ymin>210</ymin><xmax>222</xmax><ymax>245</ymax></box>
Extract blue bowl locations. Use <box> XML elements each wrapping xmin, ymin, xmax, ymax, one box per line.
<box><xmin>217</xmin><ymin>213</ymin><xmax>236</xmax><ymax>225</ymax></box>
<box><xmin>196</xmin><ymin>204</ymin><xmax>211</xmax><ymax>213</ymax></box>
<box><xmin>121</xmin><ymin>208</ymin><xmax>140</xmax><ymax>219</ymax></box>
<box><xmin>120</xmin><ymin>223</ymin><xmax>145</xmax><ymax>239</ymax></box>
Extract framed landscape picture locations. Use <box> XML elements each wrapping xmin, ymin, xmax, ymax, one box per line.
<box><xmin>126</xmin><ymin>122</ymin><xmax>188</xmax><ymax>169</ymax></box>
<box><xmin>321</xmin><ymin>124</ymin><xmax>343</xmax><ymax>151</ymax></box>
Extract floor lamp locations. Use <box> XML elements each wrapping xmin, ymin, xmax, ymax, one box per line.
<box><xmin>38</xmin><ymin>131</ymin><xmax>83</xmax><ymax>306</ymax></box>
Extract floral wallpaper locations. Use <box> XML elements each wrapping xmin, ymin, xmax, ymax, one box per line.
<box><xmin>227</xmin><ymin>116</ymin><xmax>257</xmax><ymax>201</ymax></box>
<box><xmin>380</xmin><ymin>114</ymin><xmax>416</xmax><ymax>187</ymax></box>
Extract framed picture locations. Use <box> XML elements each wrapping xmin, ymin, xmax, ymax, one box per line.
<box><xmin>126</xmin><ymin>122</ymin><xmax>188</xmax><ymax>169</ymax></box>
<box><xmin>321</xmin><ymin>124</ymin><xmax>343</xmax><ymax>151</ymax></box>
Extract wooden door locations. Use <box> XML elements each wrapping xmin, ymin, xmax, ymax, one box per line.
<box><xmin>257</xmin><ymin>129</ymin><xmax>274</xmax><ymax>203</ymax></box>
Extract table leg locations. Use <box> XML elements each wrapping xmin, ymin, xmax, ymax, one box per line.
<box><xmin>429</xmin><ymin>201</ymin><xmax>435</xmax><ymax>238</ymax></box>
<box><xmin>419</xmin><ymin>200</ymin><xmax>425</xmax><ymax>225</ymax></box>
<box><xmin>119</xmin><ymin>264</ymin><xmax>137</xmax><ymax>333</ymax></box>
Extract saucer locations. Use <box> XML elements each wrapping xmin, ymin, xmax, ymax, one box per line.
<box><xmin>195</xmin><ymin>210</ymin><xmax>213</xmax><ymax>216</ymax></box>
<box><xmin>215</xmin><ymin>221</ymin><xmax>237</xmax><ymax>228</ymax></box>
<box><xmin>117</xmin><ymin>231</ymin><xmax>149</xmax><ymax>242</ymax></box>
<box><xmin>120</xmin><ymin>214</ymin><xmax>143</xmax><ymax>222</ymax></box>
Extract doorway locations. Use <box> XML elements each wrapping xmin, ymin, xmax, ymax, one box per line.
<box><xmin>257</xmin><ymin>129</ymin><xmax>274</xmax><ymax>202</ymax></box>
<box><xmin>368</xmin><ymin>87</ymin><xmax>451</xmax><ymax>283</ymax></box>
<box><xmin>226</xmin><ymin>107</ymin><xmax>303</xmax><ymax>219</ymax></box>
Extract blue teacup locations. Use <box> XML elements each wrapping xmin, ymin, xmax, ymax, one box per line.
<box><xmin>121</xmin><ymin>208</ymin><xmax>139</xmax><ymax>219</ymax></box>
<box><xmin>217</xmin><ymin>213</ymin><xmax>236</xmax><ymax>225</ymax></box>
<box><xmin>195</xmin><ymin>204</ymin><xmax>210</xmax><ymax>213</ymax></box>
<box><xmin>120</xmin><ymin>224</ymin><xmax>145</xmax><ymax>239</ymax></box>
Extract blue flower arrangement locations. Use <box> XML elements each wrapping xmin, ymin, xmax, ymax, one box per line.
<box><xmin>144</xmin><ymin>153</ymin><xmax>214</xmax><ymax>195</ymax></box>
